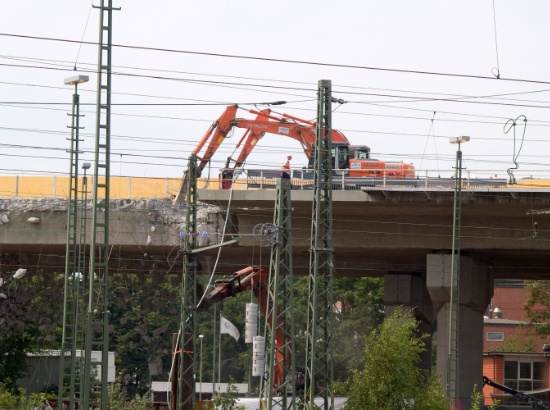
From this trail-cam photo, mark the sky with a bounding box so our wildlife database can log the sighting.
[1,1,550,182]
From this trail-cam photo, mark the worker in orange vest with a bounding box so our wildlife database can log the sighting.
[281,154,292,179]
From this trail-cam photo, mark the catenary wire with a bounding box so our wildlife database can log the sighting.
[3,32,550,87]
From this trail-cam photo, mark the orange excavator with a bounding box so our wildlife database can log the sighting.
[173,104,415,202]
[200,266,303,393]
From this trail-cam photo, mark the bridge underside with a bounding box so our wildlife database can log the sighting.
[1,244,549,280]
[2,187,550,279]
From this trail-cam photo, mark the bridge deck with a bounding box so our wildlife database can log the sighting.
[2,174,550,280]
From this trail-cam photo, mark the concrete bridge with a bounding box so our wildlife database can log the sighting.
[3,182,550,279]
[3,177,550,408]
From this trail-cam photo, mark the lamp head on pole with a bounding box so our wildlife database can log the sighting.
[64,75,89,86]
[449,136,470,145]
[199,334,204,339]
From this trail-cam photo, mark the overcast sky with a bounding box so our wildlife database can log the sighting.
[1,1,550,181]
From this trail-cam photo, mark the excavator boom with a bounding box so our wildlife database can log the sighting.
[173,104,415,203]
[483,376,550,409]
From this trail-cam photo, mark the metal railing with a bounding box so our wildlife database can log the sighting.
[2,168,550,199]
[224,168,550,191]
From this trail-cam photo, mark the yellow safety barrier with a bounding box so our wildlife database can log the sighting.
[0,176,244,199]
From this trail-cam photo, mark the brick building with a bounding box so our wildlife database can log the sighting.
[482,280,550,409]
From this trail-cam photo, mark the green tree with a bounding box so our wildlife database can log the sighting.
[289,276,384,382]
[333,277,384,381]
[470,384,499,410]
[107,383,151,410]
[0,382,45,410]
[496,329,536,352]
[0,272,63,389]
[342,307,449,410]
[213,377,245,410]
[525,280,550,335]
[109,272,182,396]
[0,329,39,389]
[1,265,385,395]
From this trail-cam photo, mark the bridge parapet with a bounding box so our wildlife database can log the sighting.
[3,172,550,200]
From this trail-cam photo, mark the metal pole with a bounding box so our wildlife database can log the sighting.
[176,155,199,410]
[199,334,204,401]
[59,76,88,410]
[212,303,217,398]
[447,136,469,408]
[218,311,222,393]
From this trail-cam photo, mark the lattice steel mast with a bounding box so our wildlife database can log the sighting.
[59,77,88,410]
[176,155,199,410]
[261,178,297,409]
[82,2,119,408]
[305,80,335,410]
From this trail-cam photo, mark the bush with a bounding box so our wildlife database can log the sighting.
[343,308,449,410]
[108,383,151,410]
[213,377,243,410]
[0,382,44,410]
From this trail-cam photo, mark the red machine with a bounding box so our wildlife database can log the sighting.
[201,266,302,393]
[174,104,415,200]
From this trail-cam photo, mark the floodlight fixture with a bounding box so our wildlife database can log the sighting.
[82,163,91,170]
[449,136,470,145]
[64,75,89,86]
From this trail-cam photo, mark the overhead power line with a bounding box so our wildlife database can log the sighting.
[2,32,550,87]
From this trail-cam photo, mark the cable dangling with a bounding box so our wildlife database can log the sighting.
[491,0,501,78]
[504,115,527,184]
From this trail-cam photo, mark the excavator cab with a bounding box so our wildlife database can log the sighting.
[349,145,371,160]
[306,143,349,171]
[333,144,350,170]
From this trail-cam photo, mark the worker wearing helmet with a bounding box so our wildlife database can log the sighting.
[281,154,292,179]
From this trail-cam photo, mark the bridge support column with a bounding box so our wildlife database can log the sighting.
[426,253,493,409]
[384,272,435,373]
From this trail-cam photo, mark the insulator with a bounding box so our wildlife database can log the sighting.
[252,336,265,376]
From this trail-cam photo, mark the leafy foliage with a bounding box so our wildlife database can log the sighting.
[525,280,550,335]
[0,383,45,410]
[0,330,39,390]
[2,264,384,396]
[109,272,182,396]
[342,307,449,410]
[470,384,499,410]
[0,272,63,389]
[213,377,245,410]
[332,277,384,380]
[0,382,18,409]
[107,383,152,410]
[496,328,536,352]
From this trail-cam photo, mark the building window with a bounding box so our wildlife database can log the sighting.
[486,332,504,341]
[504,360,546,392]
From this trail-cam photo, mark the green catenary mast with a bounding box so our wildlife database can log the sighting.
[305,79,335,410]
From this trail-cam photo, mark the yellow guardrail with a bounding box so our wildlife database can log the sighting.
[0,176,249,199]
[2,174,550,199]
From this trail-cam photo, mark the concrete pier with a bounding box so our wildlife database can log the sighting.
[427,253,493,408]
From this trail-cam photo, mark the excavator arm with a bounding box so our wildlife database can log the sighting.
[191,104,239,174]
[483,376,550,409]
[229,108,350,166]
[200,266,290,391]
[202,266,269,305]
[173,105,351,203]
